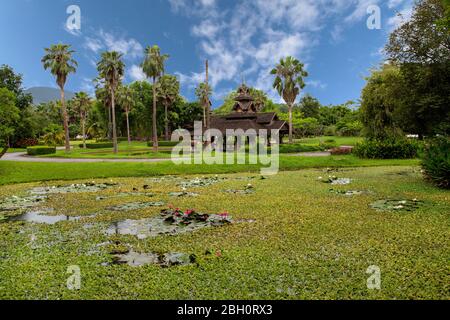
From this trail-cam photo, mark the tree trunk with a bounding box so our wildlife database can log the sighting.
[60,87,71,153]
[288,103,293,144]
[164,103,169,141]
[203,105,206,127]
[152,78,158,152]
[0,145,8,159]
[111,88,118,154]
[82,117,86,149]
[107,102,112,140]
[206,101,211,130]
[126,109,131,145]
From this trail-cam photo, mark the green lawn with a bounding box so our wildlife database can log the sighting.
[0,166,448,299]
[0,155,420,185]
[295,136,364,146]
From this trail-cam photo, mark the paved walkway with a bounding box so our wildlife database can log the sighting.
[0,152,175,163]
[1,150,331,163]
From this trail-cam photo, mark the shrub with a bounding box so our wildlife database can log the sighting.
[81,143,114,149]
[421,137,450,189]
[320,140,338,150]
[324,126,336,136]
[330,146,353,155]
[354,138,417,159]
[278,144,323,154]
[13,138,39,148]
[27,146,56,156]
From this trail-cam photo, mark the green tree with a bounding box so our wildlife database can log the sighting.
[0,88,19,157]
[299,94,321,119]
[97,51,125,154]
[42,124,65,147]
[130,80,153,138]
[385,0,450,137]
[142,45,169,152]
[72,92,92,148]
[41,44,77,153]
[360,64,405,139]
[157,75,180,140]
[271,57,308,144]
[195,82,212,127]
[0,65,37,147]
[118,85,135,144]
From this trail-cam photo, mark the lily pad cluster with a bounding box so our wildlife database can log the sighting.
[318,176,352,185]
[168,192,199,198]
[329,189,365,196]
[223,184,255,195]
[112,250,196,267]
[30,182,117,195]
[0,195,47,212]
[177,176,226,189]
[161,208,232,227]
[106,208,233,239]
[370,199,423,212]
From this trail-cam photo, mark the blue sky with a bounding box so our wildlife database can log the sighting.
[0,0,413,107]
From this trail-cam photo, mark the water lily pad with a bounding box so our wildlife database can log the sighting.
[177,176,226,189]
[0,195,47,212]
[168,192,199,197]
[30,182,117,195]
[106,208,232,239]
[370,199,424,212]
[318,176,352,185]
[330,189,366,196]
[111,250,196,267]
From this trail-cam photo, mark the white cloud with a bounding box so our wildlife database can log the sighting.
[128,65,147,81]
[387,5,413,31]
[84,30,144,59]
[84,37,103,53]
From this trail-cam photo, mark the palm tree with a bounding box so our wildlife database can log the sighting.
[72,92,92,149]
[271,56,308,144]
[141,45,169,152]
[156,75,180,141]
[94,78,113,140]
[97,51,125,154]
[118,85,134,145]
[42,44,78,153]
[195,82,212,128]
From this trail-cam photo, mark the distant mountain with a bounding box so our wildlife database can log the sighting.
[25,87,76,105]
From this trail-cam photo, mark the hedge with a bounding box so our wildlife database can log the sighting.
[354,138,417,159]
[80,143,114,149]
[147,141,179,147]
[27,147,56,156]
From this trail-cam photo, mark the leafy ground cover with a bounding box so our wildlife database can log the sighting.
[0,166,448,299]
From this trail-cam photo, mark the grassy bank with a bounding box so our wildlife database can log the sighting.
[0,155,420,185]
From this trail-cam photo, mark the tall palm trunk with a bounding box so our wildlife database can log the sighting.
[60,87,71,153]
[152,78,158,152]
[203,105,206,127]
[125,109,131,145]
[107,102,112,140]
[288,103,293,144]
[164,103,169,141]
[81,117,86,149]
[111,88,118,154]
